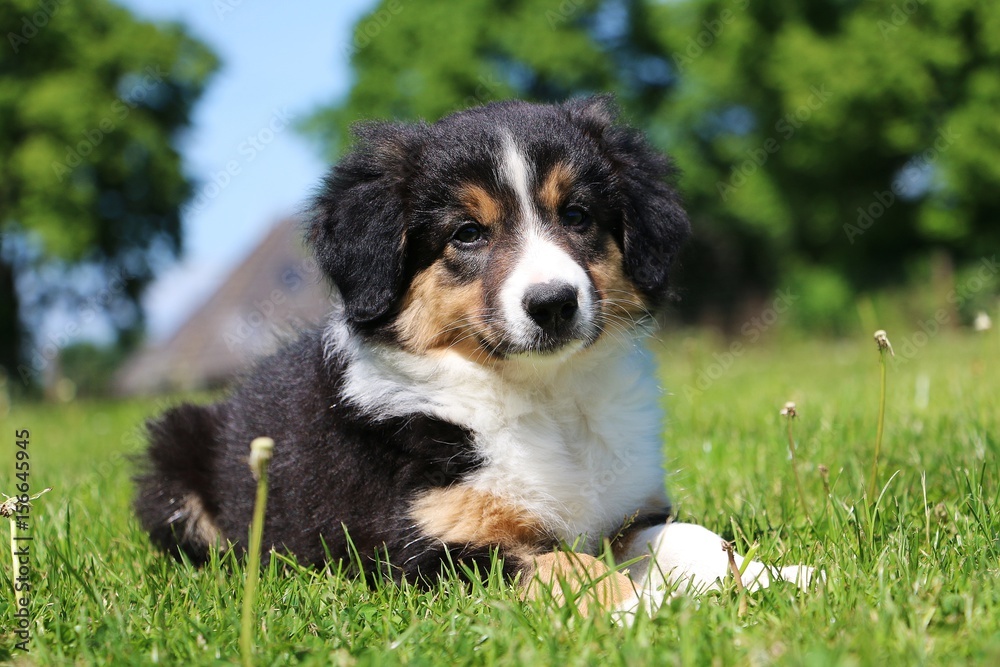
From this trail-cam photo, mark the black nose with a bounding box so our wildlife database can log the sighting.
[523,282,579,330]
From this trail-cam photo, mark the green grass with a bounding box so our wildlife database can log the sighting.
[1,330,998,665]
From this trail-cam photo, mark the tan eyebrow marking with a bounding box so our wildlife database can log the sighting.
[538,161,576,214]
[458,183,503,226]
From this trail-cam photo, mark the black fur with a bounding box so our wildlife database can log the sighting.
[307,122,426,327]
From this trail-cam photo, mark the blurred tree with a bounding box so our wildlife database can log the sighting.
[57,341,130,397]
[301,0,617,156]
[0,0,217,383]
[304,0,1000,331]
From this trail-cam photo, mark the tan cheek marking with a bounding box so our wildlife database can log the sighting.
[523,551,635,616]
[410,485,548,550]
[458,183,503,226]
[395,263,485,356]
[538,162,575,214]
[589,240,650,320]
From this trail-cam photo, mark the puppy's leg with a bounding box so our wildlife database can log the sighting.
[614,521,817,617]
[523,551,635,616]
[408,485,633,613]
[134,403,225,565]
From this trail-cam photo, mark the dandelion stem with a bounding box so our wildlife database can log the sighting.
[2,488,50,621]
[241,437,274,667]
[869,353,887,499]
[723,541,747,617]
[869,331,893,501]
[781,402,809,517]
[818,465,831,515]
[787,418,809,516]
[10,516,18,580]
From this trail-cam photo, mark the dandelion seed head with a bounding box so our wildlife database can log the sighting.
[874,330,895,357]
[249,436,275,480]
[780,401,797,418]
[0,498,16,518]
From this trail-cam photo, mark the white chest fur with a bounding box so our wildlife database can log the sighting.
[328,322,668,549]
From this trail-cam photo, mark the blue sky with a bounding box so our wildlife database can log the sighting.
[117,0,377,340]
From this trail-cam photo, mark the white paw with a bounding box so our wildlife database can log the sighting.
[610,521,821,623]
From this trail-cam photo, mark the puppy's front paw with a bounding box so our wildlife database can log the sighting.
[610,521,822,623]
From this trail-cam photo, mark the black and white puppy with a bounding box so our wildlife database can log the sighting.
[135,97,813,614]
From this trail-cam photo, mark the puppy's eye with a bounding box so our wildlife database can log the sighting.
[452,222,485,245]
[560,205,590,230]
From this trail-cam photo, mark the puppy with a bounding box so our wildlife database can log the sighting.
[134,96,813,615]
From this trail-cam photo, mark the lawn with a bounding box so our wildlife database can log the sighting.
[1,329,998,665]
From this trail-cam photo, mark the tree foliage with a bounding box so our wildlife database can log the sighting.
[0,0,217,382]
[304,0,1000,331]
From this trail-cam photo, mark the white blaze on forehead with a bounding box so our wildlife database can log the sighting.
[499,131,535,222]
[500,228,595,344]
[495,130,596,347]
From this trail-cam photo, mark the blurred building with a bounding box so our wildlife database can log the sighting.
[114,218,332,395]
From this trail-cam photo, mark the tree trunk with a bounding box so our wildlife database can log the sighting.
[0,245,24,385]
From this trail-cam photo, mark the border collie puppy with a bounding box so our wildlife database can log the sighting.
[135,96,814,615]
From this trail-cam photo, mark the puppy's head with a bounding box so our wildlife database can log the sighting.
[309,96,690,363]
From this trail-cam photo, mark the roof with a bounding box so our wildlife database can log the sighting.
[114,218,332,395]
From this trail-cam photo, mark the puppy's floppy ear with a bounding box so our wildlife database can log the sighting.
[565,95,691,302]
[308,121,425,325]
